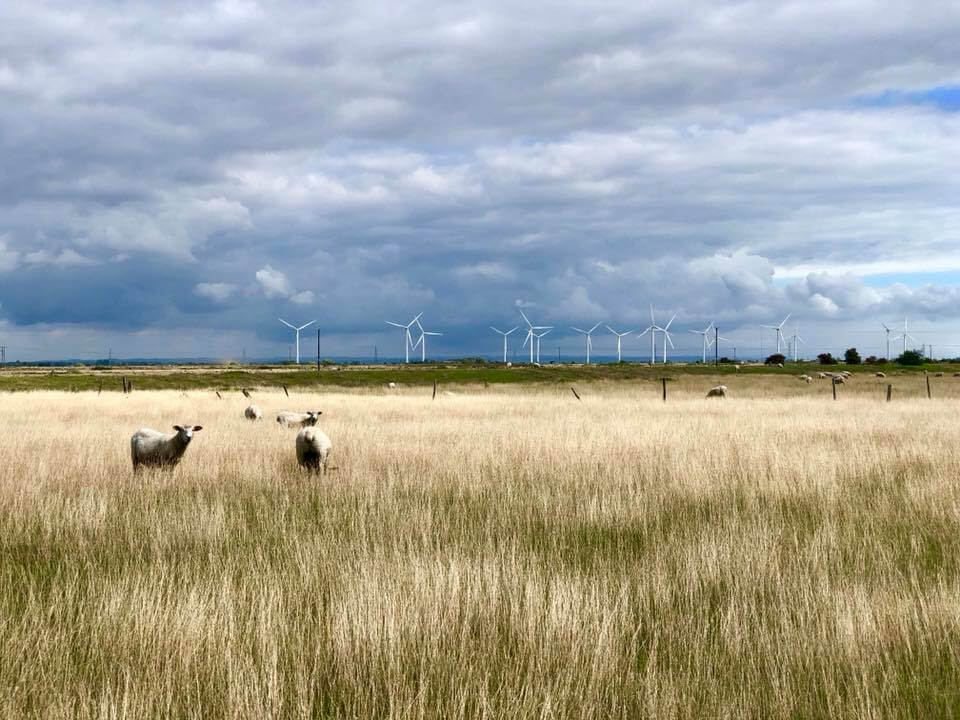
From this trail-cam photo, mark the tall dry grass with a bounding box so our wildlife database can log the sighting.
[2,379,960,718]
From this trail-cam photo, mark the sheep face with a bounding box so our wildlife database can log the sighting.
[173,425,203,443]
[306,412,322,426]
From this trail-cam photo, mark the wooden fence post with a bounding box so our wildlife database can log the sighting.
[432,380,437,400]
[886,384,892,402]
[926,374,932,399]
[662,378,667,402]
[832,377,837,400]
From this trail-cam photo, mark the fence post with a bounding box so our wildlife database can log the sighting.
[832,377,837,401]
[662,377,667,402]
[926,374,932,399]
[432,380,437,400]
[886,384,892,402]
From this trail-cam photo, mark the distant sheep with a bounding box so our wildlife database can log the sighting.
[734,365,741,371]
[798,374,812,383]
[834,376,845,385]
[130,425,202,471]
[296,426,332,473]
[935,372,944,377]
[244,404,262,420]
[277,410,321,428]
[817,372,827,379]
[387,382,397,389]
[875,372,886,378]
[705,385,727,398]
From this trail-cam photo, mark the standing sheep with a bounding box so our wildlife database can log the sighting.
[277,410,321,428]
[130,425,203,471]
[244,405,262,420]
[296,426,332,473]
[705,385,727,398]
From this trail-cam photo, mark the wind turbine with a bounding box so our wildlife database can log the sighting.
[533,328,551,364]
[490,326,519,363]
[384,312,422,364]
[761,313,791,354]
[638,305,663,364]
[518,308,552,364]
[688,321,715,363]
[659,313,676,363]
[606,325,633,363]
[411,316,442,362]
[880,322,893,360]
[891,316,917,356]
[571,322,602,364]
[278,318,316,364]
[787,322,804,362]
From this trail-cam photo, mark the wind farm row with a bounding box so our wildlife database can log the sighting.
[269,310,931,366]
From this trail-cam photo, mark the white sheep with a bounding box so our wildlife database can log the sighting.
[387,382,397,389]
[244,404,262,420]
[705,385,727,398]
[277,410,321,428]
[875,372,886,378]
[734,365,741,371]
[798,374,812,383]
[130,425,202,471]
[834,376,845,384]
[296,426,332,473]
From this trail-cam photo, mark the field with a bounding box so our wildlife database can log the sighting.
[3,375,960,718]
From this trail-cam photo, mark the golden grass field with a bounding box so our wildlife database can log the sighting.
[2,374,960,718]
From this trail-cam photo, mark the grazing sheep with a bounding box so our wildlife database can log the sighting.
[798,374,812,383]
[277,410,321,428]
[935,372,944,377]
[705,385,727,398]
[834,376,845,384]
[244,404,262,420]
[296,426,332,473]
[817,372,827,379]
[734,365,741,371]
[387,382,397,388]
[875,372,886,378]
[130,425,203,471]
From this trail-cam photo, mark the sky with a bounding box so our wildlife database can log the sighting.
[2,0,960,362]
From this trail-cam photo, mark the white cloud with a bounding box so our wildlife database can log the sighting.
[290,290,314,305]
[255,265,291,298]
[23,248,96,266]
[194,282,237,302]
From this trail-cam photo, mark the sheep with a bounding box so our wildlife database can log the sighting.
[130,425,202,471]
[875,372,886,378]
[798,374,812,383]
[833,376,845,384]
[277,410,321,428]
[244,404,262,420]
[817,372,827,379]
[296,426,332,473]
[387,382,397,389]
[705,385,727,398]
[734,365,741,371]
[776,363,784,368]
[935,372,944,377]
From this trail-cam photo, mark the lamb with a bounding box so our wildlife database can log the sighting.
[244,404,262,420]
[705,385,727,398]
[276,410,321,428]
[130,425,202,471]
[296,426,332,473]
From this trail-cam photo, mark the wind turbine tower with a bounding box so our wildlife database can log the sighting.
[490,326,519,363]
[761,313,791,354]
[384,313,422,364]
[278,318,316,365]
[411,316,442,362]
[892,317,917,356]
[606,326,633,363]
[787,322,805,362]
[689,321,715,363]
[518,308,552,364]
[571,322,602,364]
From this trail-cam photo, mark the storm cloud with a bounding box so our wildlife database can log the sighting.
[1,1,959,360]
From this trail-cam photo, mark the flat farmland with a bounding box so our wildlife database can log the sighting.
[2,378,959,718]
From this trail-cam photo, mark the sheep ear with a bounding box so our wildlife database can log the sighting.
[193,426,203,432]
[173,425,183,432]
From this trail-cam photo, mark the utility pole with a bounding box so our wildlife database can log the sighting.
[557,346,560,363]
[317,328,320,371]
[288,346,292,363]
[374,344,378,363]
[108,347,111,366]
[0,346,5,369]
[242,347,246,363]
[714,327,718,366]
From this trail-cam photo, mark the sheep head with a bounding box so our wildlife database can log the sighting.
[173,425,203,442]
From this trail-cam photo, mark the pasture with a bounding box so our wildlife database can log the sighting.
[2,376,960,718]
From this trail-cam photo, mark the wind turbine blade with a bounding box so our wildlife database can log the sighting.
[571,327,586,334]
[606,325,617,334]
[760,325,777,329]
[425,332,442,336]
[665,332,675,349]
[534,325,553,330]
[518,309,532,327]
[622,330,632,336]
[664,314,676,331]
[385,321,405,328]
[522,332,530,348]
[649,304,655,325]
[490,326,503,334]
[779,313,791,328]
[297,320,317,330]
[688,329,700,335]
[589,322,602,333]
[636,327,650,338]
[412,312,423,324]
[279,318,296,329]
[505,327,518,335]
[796,335,805,344]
